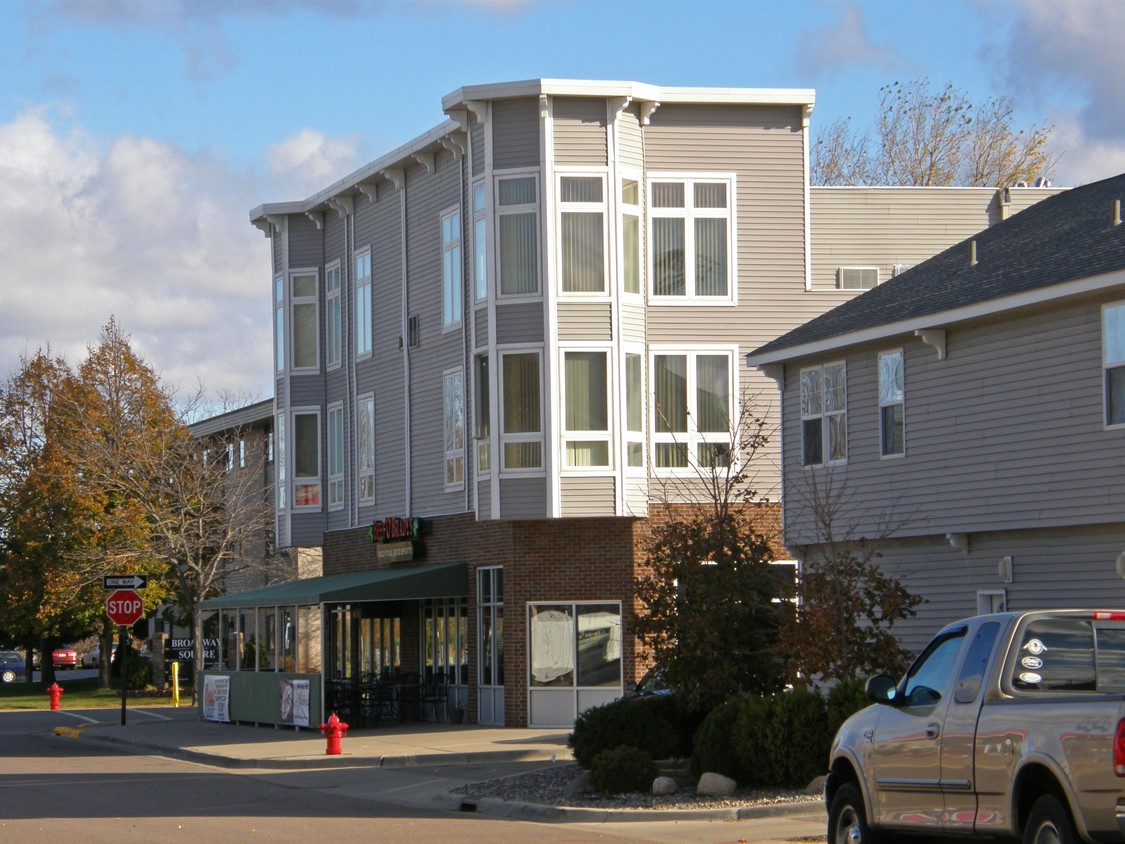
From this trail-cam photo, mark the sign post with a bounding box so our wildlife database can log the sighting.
[105,587,145,725]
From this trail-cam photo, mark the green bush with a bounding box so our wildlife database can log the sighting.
[589,745,659,796]
[569,696,696,769]
[826,677,870,736]
[111,652,154,690]
[689,698,748,781]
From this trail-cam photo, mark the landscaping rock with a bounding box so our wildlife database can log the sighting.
[695,771,737,798]
[562,769,591,797]
[652,776,679,796]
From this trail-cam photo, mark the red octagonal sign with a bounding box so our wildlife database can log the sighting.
[106,589,144,626]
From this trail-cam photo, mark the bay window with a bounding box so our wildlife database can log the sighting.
[474,354,491,474]
[563,350,609,467]
[625,351,644,468]
[621,178,642,295]
[473,181,488,301]
[559,175,605,294]
[274,276,284,373]
[290,271,318,370]
[500,350,542,470]
[292,409,321,509]
[497,175,539,296]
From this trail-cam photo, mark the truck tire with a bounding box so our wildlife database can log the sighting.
[829,782,880,844]
[1024,794,1075,844]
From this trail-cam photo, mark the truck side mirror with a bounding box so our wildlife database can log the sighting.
[865,673,898,703]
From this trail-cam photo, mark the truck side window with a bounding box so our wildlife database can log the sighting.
[902,631,965,706]
[1013,618,1095,692]
[955,622,1000,704]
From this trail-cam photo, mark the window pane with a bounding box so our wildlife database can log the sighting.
[293,302,317,368]
[561,212,604,292]
[627,442,644,467]
[623,214,640,294]
[291,274,316,297]
[327,297,341,366]
[694,218,728,296]
[502,353,540,434]
[329,410,343,475]
[474,217,487,300]
[1108,367,1125,425]
[504,441,541,469]
[879,352,904,404]
[803,418,822,465]
[294,414,318,478]
[575,604,621,687]
[530,605,574,687]
[625,354,642,432]
[652,218,685,296]
[652,182,684,208]
[824,364,846,412]
[656,442,688,468]
[275,306,285,372]
[801,369,823,416]
[698,442,731,467]
[621,179,639,206]
[498,177,535,206]
[694,182,727,208]
[696,354,729,433]
[473,182,486,213]
[565,352,607,431]
[1106,306,1125,364]
[828,414,847,461]
[882,405,904,456]
[560,176,602,203]
[654,355,687,433]
[499,213,537,295]
[567,441,610,467]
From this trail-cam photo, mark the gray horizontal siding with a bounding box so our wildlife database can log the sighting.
[476,479,491,520]
[619,301,645,344]
[471,121,485,178]
[499,476,547,518]
[781,300,1125,544]
[560,476,615,516]
[557,302,612,342]
[617,106,643,169]
[492,98,540,170]
[552,97,607,167]
[474,306,490,347]
[495,301,544,345]
[623,476,649,518]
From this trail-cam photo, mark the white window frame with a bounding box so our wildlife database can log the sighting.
[878,349,905,458]
[556,171,608,297]
[327,402,344,511]
[289,269,319,372]
[623,347,645,472]
[355,248,372,358]
[496,171,540,299]
[620,172,643,298]
[474,353,491,476]
[561,345,612,470]
[444,367,465,491]
[274,276,285,374]
[357,393,375,505]
[801,361,848,467]
[498,347,544,474]
[1103,302,1125,428]
[441,205,463,330]
[326,260,342,370]
[838,266,879,290]
[473,180,488,303]
[649,346,737,474]
[275,413,286,511]
[291,407,322,511]
[647,172,736,304]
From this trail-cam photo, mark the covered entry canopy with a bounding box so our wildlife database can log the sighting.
[200,562,468,610]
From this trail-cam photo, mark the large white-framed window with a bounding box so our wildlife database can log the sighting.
[624,350,645,469]
[648,174,735,302]
[275,413,286,510]
[292,408,321,510]
[274,276,285,374]
[801,362,847,466]
[355,249,372,357]
[444,367,465,490]
[474,353,491,475]
[327,402,344,510]
[473,181,488,303]
[651,349,735,471]
[290,270,319,371]
[528,602,622,689]
[496,174,539,297]
[621,176,642,296]
[558,174,606,294]
[879,349,905,457]
[326,261,342,370]
[563,348,610,468]
[357,393,375,504]
[441,206,463,330]
[1104,302,1125,427]
[499,349,543,471]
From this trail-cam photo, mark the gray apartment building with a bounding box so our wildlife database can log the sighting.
[211,78,1058,728]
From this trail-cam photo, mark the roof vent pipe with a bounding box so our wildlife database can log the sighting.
[970,239,978,266]
[1114,199,1122,227]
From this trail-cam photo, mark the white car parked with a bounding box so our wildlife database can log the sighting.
[81,643,116,668]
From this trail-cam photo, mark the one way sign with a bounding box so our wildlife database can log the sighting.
[103,575,148,590]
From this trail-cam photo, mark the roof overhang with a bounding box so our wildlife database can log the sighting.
[746,267,1125,369]
[200,562,468,610]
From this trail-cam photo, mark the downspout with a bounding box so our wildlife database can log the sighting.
[801,103,814,292]
[348,212,357,529]
[459,150,469,515]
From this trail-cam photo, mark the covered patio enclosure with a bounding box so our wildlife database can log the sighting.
[198,562,468,727]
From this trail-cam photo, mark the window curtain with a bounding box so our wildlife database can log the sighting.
[499,213,537,295]
[654,355,687,433]
[694,218,727,296]
[695,354,729,432]
[652,218,685,296]
[561,212,604,292]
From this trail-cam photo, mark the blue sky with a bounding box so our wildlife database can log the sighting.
[1,0,1123,402]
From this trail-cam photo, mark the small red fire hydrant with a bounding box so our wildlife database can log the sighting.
[319,712,348,755]
[47,682,63,711]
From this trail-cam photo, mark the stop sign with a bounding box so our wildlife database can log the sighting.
[106,589,144,626]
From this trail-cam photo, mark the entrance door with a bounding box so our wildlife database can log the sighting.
[477,567,504,725]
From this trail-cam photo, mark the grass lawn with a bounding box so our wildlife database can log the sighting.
[0,677,184,709]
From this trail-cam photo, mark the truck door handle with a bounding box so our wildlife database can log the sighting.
[926,723,941,739]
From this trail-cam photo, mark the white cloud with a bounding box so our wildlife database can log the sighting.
[264,128,365,200]
[0,104,278,401]
[795,3,903,77]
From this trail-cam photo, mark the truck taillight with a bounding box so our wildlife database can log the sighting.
[1115,720,1125,776]
[1093,612,1125,621]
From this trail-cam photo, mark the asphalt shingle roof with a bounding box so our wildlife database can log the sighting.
[750,172,1125,361]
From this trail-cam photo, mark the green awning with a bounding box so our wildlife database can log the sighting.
[200,562,467,610]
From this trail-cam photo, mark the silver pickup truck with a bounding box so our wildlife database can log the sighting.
[827,610,1125,844]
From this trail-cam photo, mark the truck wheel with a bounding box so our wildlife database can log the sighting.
[1,669,16,684]
[829,782,879,844]
[1024,794,1075,844]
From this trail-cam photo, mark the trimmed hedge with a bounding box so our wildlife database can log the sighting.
[589,745,659,796]
[568,695,702,770]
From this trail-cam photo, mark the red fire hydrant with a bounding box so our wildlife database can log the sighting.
[319,712,348,755]
[47,682,63,711]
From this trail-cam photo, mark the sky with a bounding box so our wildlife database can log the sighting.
[2,0,1124,405]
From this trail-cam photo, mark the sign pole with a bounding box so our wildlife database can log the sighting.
[120,624,128,726]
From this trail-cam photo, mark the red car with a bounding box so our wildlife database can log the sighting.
[52,647,78,669]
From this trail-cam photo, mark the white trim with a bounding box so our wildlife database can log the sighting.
[558,344,614,473]
[439,203,464,331]
[495,169,542,301]
[649,344,738,475]
[325,260,342,371]
[498,346,546,475]
[555,169,611,299]
[800,361,847,468]
[326,402,345,511]
[443,367,466,491]
[290,406,322,512]
[878,348,905,459]
[353,247,373,359]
